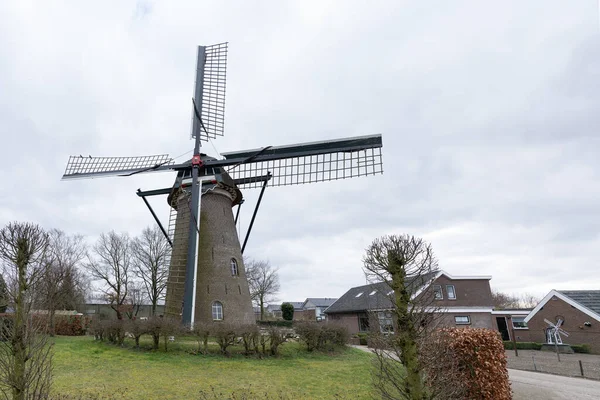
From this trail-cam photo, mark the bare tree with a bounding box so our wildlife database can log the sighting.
[0,222,53,400]
[245,259,280,321]
[131,226,170,316]
[86,231,132,320]
[363,234,442,400]
[37,229,87,336]
[124,281,147,320]
[491,290,520,309]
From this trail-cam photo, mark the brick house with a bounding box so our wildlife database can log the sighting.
[516,290,600,353]
[324,271,494,335]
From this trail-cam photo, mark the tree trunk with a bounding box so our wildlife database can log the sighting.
[260,297,264,321]
[392,267,425,400]
[12,252,27,400]
[49,307,56,337]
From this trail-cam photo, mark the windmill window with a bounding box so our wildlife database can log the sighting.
[512,317,528,329]
[433,285,443,300]
[446,285,456,300]
[230,258,239,276]
[454,316,470,325]
[212,301,223,321]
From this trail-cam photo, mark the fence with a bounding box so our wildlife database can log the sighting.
[506,350,600,380]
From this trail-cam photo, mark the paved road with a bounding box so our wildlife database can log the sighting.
[510,369,600,400]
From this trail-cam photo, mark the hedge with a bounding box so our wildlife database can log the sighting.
[256,320,293,328]
[442,328,511,400]
[503,341,542,350]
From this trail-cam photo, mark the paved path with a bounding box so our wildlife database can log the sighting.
[350,345,600,399]
[510,369,600,400]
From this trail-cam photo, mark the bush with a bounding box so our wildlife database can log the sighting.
[572,344,592,354]
[125,318,147,348]
[503,341,542,350]
[192,322,212,355]
[213,323,237,355]
[357,333,368,346]
[281,303,294,321]
[257,320,293,328]
[440,328,511,400]
[54,315,90,336]
[296,322,349,351]
[510,341,538,350]
[237,324,260,356]
[268,326,285,356]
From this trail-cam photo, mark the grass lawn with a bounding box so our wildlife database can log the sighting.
[52,336,375,399]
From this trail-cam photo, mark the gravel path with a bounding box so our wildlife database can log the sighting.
[506,350,600,380]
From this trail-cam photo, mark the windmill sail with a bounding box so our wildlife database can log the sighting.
[62,154,175,180]
[191,43,228,141]
[219,134,383,188]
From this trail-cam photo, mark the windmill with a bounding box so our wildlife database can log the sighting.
[61,43,383,327]
[544,318,569,345]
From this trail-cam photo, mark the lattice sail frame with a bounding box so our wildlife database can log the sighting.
[191,43,228,141]
[227,147,382,188]
[62,154,174,179]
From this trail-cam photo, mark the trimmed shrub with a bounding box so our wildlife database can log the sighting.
[357,332,368,346]
[440,328,511,400]
[146,316,162,350]
[237,324,260,356]
[257,320,293,328]
[503,341,542,350]
[267,326,285,356]
[296,322,349,351]
[192,322,212,355]
[54,315,90,336]
[160,317,181,352]
[281,303,294,321]
[213,322,237,355]
[572,344,592,354]
[125,318,147,348]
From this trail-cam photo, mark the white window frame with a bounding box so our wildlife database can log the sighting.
[454,315,470,325]
[230,258,238,276]
[433,285,443,300]
[512,316,528,330]
[355,292,364,298]
[212,301,223,321]
[446,285,456,300]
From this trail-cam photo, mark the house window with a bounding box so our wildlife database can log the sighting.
[455,316,470,325]
[355,292,364,298]
[512,316,528,329]
[369,290,377,296]
[433,285,443,300]
[446,285,456,300]
[212,301,223,321]
[378,311,394,333]
[358,314,370,332]
[230,258,238,276]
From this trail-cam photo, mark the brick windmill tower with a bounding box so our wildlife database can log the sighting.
[61,43,383,327]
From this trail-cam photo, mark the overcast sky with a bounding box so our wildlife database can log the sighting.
[0,1,598,304]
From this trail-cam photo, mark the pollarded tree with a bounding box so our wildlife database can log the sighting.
[86,231,133,320]
[363,234,445,400]
[245,259,280,321]
[131,226,170,316]
[0,222,53,400]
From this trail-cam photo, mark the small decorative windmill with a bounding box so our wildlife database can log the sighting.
[61,43,384,327]
[544,318,569,344]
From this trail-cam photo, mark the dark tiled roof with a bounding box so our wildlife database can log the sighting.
[558,290,600,315]
[324,282,392,314]
[304,298,338,308]
[325,271,440,314]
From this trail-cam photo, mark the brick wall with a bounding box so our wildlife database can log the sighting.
[430,276,494,308]
[525,296,600,353]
